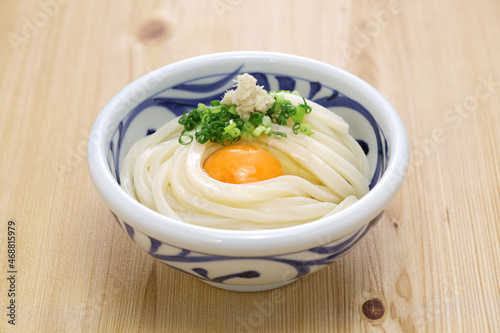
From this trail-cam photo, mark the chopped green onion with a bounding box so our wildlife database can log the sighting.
[224,122,237,131]
[243,122,255,132]
[228,127,241,138]
[211,120,224,130]
[291,105,306,123]
[302,98,312,114]
[219,110,231,121]
[262,116,272,127]
[272,131,287,139]
[234,118,245,127]
[299,124,314,135]
[252,125,266,137]
[275,93,285,104]
[201,114,211,123]
[221,133,233,146]
[210,106,222,114]
[241,131,254,141]
[179,131,194,145]
[177,91,314,146]
[249,112,263,125]
[227,105,237,115]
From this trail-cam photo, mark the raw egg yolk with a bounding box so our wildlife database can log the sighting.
[203,144,284,184]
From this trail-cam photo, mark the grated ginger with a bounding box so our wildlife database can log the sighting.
[221,73,275,121]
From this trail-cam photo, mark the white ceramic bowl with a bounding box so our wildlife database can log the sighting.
[87,51,409,292]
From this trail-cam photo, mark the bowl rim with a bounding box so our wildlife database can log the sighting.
[87,51,409,257]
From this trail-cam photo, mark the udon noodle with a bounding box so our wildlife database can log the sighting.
[120,82,370,230]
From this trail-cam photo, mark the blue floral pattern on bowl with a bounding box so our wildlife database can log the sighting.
[106,67,388,291]
[111,212,382,291]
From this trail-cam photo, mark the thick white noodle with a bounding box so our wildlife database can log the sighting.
[119,93,370,230]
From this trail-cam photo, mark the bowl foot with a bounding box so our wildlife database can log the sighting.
[202,279,297,292]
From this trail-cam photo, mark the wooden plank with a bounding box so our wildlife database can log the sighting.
[0,0,499,331]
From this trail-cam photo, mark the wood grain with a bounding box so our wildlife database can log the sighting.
[1,0,499,332]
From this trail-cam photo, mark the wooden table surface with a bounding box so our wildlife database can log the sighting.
[1,0,499,332]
